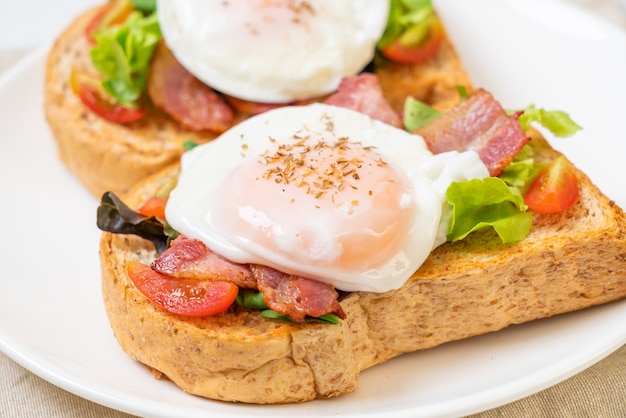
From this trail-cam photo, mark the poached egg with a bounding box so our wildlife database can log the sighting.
[166,104,488,292]
[156,0,390,103]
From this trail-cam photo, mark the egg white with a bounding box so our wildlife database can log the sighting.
[165,104,488,292]
[156,0,390,103]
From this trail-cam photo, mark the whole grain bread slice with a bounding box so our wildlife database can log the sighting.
[43,7,220,198]
[99,131,626,403]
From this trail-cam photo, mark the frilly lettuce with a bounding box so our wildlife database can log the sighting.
[446,177,532,244]
[516,104,582,138]
[377,0,436,50]
[90,10,161,106]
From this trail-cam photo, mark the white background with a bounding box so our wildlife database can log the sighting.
[0,0,625,50]
[0,0,100,50]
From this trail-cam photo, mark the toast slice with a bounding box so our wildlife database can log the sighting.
[43,6,218,198]
[99,129,626,403]
[44,4,471,199]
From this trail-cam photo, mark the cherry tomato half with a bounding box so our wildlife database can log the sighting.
[85,0,135,44]
[524,155,580,213]
[381,17,444,64]
[137,196,167,220]
[126,261,239,317]
[70,70,145,124]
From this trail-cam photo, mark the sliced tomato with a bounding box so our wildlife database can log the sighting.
[381,17,444,64]
[126,261,239,317]
[137,196,167,220]
[70,70,145,124]
[85,0,135,44]
[524,155,580,213]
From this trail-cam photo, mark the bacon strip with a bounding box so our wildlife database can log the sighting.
[151,236,256,289]
[147,42,234,133]
[324,73,402,128]
[151,237,345,321]
[414,88,529,176]
[251,265,346,323]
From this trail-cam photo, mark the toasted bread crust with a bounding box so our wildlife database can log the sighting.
[44,5,471,199]
[100,136,626,403]
[43,7,218,198]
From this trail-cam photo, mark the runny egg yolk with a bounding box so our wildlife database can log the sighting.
[211,134,415,272]
[165,104,489,292]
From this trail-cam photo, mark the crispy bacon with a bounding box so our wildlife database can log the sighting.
[414,88,529,176]
[324,73,402,128]
[151,237,344,321]
[251,265,346,323]
[147,42,234,133]
[151,236,256,289]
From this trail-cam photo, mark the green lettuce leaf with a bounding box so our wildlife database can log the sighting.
[130,0,156,12]
[403,96,442,131]
[446,177,532,244]
[90,11,161,106]
[260,309,341,325]
[517,104,582,137]
[498,144,542,193]
[377,0,434,49]
[182,139,200,151]
[455,85,470,100]
[235,289,268,310]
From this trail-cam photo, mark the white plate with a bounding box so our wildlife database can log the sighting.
[1,1,626,417]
